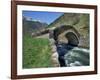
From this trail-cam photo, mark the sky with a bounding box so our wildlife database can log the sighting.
[22,11,64,24]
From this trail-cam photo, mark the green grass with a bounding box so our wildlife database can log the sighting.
[23,35,53,68]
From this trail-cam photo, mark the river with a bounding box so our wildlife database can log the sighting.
[55,43,90,67]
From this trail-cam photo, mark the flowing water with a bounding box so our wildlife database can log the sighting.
[56,43,89,67]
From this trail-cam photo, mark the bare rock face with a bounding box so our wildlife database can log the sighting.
[51,52,60,67]
[49,38,60,67]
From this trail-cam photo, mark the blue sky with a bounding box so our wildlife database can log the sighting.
[22,11,63,24]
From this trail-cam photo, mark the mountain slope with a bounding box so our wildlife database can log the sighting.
[23,17,48,36]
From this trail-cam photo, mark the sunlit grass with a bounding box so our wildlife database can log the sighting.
[23,35,53,68]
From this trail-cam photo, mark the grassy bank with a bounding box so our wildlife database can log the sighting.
[23,35,53,68]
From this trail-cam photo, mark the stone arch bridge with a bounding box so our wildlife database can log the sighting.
[51,25,80,46]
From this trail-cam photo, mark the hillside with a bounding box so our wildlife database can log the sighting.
[23,17,48,36]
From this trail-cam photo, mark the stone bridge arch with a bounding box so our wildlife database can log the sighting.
[53,25,80,46]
